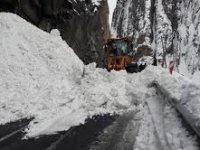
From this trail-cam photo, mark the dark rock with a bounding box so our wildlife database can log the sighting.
[0,0,111,67]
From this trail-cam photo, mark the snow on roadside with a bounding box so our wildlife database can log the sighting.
[143,66,200,119]
[134,87,198,150]
[134,68,199,150]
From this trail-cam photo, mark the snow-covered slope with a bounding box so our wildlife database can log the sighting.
[112,0,200,78]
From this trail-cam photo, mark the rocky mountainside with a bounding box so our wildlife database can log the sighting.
[112,0,200,76]
[0,0,110,67]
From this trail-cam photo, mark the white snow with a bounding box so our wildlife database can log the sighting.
[192,71,200,87]
[133,67,199,150]
[50,29,61,38]
[108,0,117,26]
[0,13,200,149]
[0,12,85,134]
[140,0,152,44]
[92,0,101,6]
[154,0,173,57]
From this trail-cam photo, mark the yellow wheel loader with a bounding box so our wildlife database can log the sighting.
[104,37,139,73]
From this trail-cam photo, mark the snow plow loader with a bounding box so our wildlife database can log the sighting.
[104,37,139,73]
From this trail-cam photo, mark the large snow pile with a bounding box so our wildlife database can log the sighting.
[0,13,141,137]
[0,12,84,135]
[0,13,200,149]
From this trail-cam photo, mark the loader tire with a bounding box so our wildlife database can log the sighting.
[126,66,138,73]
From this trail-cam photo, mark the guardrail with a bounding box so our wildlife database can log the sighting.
[151,81,200,138]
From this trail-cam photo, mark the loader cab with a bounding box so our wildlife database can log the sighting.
[105,37,136,71]
[106,38,133,57]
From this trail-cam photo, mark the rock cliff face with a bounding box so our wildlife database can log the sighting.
[0,0,110,67]
[112,0,154,45]
[112,0,200,76]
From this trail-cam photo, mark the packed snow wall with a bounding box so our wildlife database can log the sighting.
[112,0,200,76]
[0,0,111,67]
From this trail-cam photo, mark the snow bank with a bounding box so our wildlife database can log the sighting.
[153,67,200,118]
[0,13,143,137]
[134,67,199,150]
[141,66,200,140]
[141,66,200,115]
[0,12,84,134]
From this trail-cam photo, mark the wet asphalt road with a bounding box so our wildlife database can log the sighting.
[1,110,199,150]
[0,115,119,150]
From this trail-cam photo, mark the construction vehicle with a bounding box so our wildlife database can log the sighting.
[104,37,139,73]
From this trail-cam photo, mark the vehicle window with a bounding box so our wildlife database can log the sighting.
[110,40,128,56]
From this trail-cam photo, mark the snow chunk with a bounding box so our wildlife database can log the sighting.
[0,12,84,132]
[50,29,61,38]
